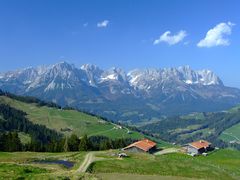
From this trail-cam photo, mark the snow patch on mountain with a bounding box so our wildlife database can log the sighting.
[101,74,118,81]
[0,62,225,95]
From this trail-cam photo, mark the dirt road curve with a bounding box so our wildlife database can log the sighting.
[77,152,94,173]
[154,148,180,155]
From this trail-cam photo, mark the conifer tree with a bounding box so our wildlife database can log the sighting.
[79,134,88,151]
[63,137,69,152]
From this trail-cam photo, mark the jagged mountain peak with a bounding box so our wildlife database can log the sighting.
[127,65,222,90]
[81,64,100,71]
[0,62,223,88]
[100,67,127,82]
[50,61,75,70]
[178,65,191,70]
[80,64,103,86]
[0,61,239,122]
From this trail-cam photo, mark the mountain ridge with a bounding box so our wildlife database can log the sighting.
[0,61,240,123]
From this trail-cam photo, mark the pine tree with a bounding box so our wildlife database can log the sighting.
[68,134,79,151]
[63,137,69,152]
[99,140,108,150]
[11,132,22,151]
[79,134,88,151]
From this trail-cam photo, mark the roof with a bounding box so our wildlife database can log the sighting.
[189,140,211,150]
[123,139,157,152]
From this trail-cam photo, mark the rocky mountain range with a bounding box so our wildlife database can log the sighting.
[1,61,240,124]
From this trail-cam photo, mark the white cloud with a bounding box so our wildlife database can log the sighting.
[97,20,109,28]
[197,22,235,48]
[153,30,187,45]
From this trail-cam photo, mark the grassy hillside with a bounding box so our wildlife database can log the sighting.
[0,149,239,179]
[220,123,240,143]
[0,95,170,148]
[90,149,240,180]
[0,95,144,140]
[218,105,240,144]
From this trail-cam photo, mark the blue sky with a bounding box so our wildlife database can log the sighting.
[0,0,239,87]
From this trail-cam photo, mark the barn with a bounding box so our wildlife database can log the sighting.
[187,140,213,155]
[123,139,157,153]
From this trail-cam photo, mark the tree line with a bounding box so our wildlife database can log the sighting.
[0,132,136,152]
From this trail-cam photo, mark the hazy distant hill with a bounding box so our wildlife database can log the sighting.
[1,61,240,124]
[139,105,240,149]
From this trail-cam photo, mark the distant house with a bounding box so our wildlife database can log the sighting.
[187,140,213,155]
[123,139,157,153]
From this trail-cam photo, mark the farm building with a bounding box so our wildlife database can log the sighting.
[187,140,213,155]
[123,139,157,153]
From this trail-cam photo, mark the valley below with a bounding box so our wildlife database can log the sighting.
[0,91,240,179]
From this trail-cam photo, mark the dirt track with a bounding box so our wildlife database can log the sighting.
[154,148,180,155]
[76,152,94,173]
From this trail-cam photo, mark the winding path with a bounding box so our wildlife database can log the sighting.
[76,152,95,173]
[154,148,180,155]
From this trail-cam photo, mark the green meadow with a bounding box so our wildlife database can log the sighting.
[0,95,171,148]
[0,96,144,140]
[220,122,240,143]
[0,149,240,180]
[89,149,240,180]
[0,151,93,179]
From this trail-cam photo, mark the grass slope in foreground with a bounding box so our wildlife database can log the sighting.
[90,149,240,180]
[1,149,240,179]
[0,151,89,179]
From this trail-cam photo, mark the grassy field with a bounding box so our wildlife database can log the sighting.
[220,123,240,143]
[0,96,145,140]
[89,149,240,180]
[0,151,91,179]
[219,105,240,143]
[96,173,195,180]
[0,95,171,147]
[0,149,239,179]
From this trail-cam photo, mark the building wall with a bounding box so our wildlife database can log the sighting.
[187,145,210,154]
[187,146,199,154]
[124,146,146,153]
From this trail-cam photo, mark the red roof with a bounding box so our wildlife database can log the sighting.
[189,140,211,150]
[124,139,157,152]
